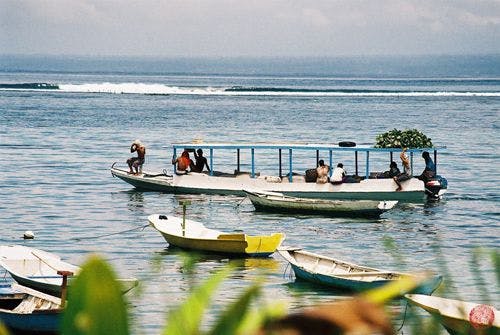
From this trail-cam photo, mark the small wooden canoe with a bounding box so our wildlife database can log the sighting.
[244,189,398,217]
[405,294,499,334]
[278,248,442,294]
[0,245,138,297]
[0,283,62,334]
[148,214,285,257]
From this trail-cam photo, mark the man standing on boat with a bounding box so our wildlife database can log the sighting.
[127,139,146,175]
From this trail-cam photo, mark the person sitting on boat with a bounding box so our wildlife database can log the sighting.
[172,149,194,174]
[191,148,210,173]
[378,161,400,178]
[127,139,146,175]
[331,163,346,184]
[394,148,411,191]
[316,160,330,183]
[417,151,436,182]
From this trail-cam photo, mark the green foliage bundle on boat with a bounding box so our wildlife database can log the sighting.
[375,129,433,148]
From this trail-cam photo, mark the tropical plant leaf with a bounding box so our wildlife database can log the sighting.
[162,266,232,335]
[492,249,500,288]
[208,284,260,335]
[61,255,129,335]
[235,301,287,335]
[0,323,9,335]
[375,129,433,148]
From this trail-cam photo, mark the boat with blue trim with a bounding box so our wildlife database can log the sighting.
[278,248,442,294]
[111,142,448,201]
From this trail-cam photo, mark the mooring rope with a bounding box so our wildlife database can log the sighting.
[70,224,150,241]
[396,300,409,333]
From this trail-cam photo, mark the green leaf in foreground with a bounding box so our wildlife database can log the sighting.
[61,255,129,335]
[208,284,261,335]
[492,250,500,288]
[162,266,233,335]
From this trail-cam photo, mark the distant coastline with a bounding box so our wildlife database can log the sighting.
[1,54,499,78]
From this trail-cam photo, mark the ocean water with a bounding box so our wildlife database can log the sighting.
[0,55,499,334]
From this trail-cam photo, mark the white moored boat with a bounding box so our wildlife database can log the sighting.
[0,245,138,297]
[278,248,442,294]
[111,142,448,201]
[244,189,397,217]
[405,294,499,334]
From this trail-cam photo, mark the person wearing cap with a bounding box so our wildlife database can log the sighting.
[192,148,210,173]
[393,148,411,191]
[127,139,146,175]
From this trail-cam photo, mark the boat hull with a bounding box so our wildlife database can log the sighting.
[245,190,397,217]
[0,311,60,334]
[111,167,433,202]
[0,245,138,297]
[405,294,500,335]
[279,249,441,294]
[0,284,62,334]
[149,215,284,257]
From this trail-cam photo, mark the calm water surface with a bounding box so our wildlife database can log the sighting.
[0,56,499,334]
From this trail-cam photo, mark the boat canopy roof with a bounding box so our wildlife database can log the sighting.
[171,142,445,180]
[172,142,445,153]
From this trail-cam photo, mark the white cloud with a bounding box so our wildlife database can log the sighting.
[0,0,499,56]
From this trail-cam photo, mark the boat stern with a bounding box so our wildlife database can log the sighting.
[244,233,285,257]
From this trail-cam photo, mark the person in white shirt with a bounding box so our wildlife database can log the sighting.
[331,163,346,184]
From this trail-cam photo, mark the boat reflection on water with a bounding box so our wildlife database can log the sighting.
[155,246,281,273]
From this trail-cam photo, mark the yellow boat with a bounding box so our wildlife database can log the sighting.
[148,214,284,257]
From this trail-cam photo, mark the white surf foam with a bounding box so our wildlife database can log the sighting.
[22,82,500,97]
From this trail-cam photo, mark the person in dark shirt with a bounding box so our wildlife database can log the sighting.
[418,151,436,182]
[379,161,400,178]
[192,149,210,173]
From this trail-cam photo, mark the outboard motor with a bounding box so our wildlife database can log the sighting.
[424,175,448,200]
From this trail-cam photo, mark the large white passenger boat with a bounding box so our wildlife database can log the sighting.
[111,142,448,201]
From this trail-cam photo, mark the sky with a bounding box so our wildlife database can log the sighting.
[1,0,499,57]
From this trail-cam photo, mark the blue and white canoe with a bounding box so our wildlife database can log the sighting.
[0,283,62,334]
[278,248,442,294]
[0,245,138,297]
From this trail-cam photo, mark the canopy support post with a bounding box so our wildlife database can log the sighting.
[289,149,293,183]
[365,151,370,179]
[210,148,214,176]
[173,147,177,174]
[236,148,240,174]
[329,150,333,177]
[279,149,282,178]
[355,151,359,176]
[251,148,255,178]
